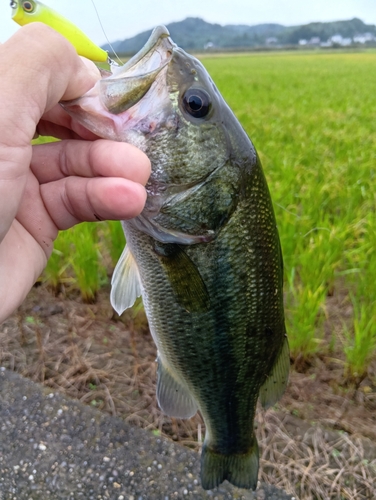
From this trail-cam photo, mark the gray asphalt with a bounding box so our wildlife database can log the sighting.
[0,368,293,500]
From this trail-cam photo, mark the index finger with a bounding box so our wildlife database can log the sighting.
[31,139,151,186]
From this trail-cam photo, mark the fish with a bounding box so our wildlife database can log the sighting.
[10,0,108,62]
[62,26,289,490]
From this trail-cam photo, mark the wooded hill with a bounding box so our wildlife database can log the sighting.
[102,17,376,54]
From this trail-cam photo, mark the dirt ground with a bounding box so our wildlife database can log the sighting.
[1,284,375,499]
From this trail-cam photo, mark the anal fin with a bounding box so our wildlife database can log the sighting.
[259,335,290,409]
[157,357,198,419]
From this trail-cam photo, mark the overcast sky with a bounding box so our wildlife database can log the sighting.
[2,0,376,46]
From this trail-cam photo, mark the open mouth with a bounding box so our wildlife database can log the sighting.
[113,26,174,77]
[99,26,175,114]
[61,26,176,141]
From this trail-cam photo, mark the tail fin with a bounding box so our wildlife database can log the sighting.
[200,438,259,490]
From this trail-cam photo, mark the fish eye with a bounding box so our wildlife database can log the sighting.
[22,1,34,12]
[182,88,211,118]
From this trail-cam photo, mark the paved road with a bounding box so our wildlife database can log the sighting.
[0,368,293,500]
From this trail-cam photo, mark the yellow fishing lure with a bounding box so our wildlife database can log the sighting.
[10,0,108,62]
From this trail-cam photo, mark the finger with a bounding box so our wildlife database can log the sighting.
[31,139,151,186]
[1,24,101,148]
[35,119,99,141]
[0,145,31,243]
[37,104,100,140]
[0,221,47,324]
[15,171,58,255]
[40,177,147,230]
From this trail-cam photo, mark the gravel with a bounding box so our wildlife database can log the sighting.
[0,368,293,500]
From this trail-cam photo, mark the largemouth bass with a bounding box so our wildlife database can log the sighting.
[63,26,289,491]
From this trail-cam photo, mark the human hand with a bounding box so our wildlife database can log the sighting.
[0,24,151,323]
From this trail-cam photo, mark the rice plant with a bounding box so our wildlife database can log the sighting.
[43,230,73,291]
[286,268,327,361]
[344,298,376,383]
[68,223,106,303]
[203,50,376,374]
[105,220,126,266]
[35,50,376,374]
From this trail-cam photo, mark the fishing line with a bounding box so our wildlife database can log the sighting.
[90,0,123,65]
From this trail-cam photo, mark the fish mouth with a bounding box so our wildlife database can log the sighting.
[99,26,175,114]
[116,25,174,76]
[62,25,175,131]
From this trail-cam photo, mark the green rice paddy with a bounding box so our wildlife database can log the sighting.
[43,49,376,381]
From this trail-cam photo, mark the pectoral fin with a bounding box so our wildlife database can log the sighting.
[153,242,210,313]
[259,335,290,409]
[110,245,142,315]
[157,357,198,419]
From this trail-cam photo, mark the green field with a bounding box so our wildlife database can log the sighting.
[44,49,376,381]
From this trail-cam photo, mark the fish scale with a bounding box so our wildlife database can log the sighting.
[123,156,282,454]
[63,25,289,490]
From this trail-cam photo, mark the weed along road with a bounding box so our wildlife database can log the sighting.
[0,368,293,499]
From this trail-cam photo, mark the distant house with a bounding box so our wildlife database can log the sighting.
[266,37,278,45]
[298,37,321,46]
[353,35,367,44]
[309,37,321,45]
[362,32,376,41]
[353,33,376,44]
[330,34,352,46]
[330,34,343,44]
[341,38,352,46]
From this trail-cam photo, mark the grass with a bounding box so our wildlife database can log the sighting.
[202,50,376,377]
[43,221,123,302]
[38,50,376,380]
